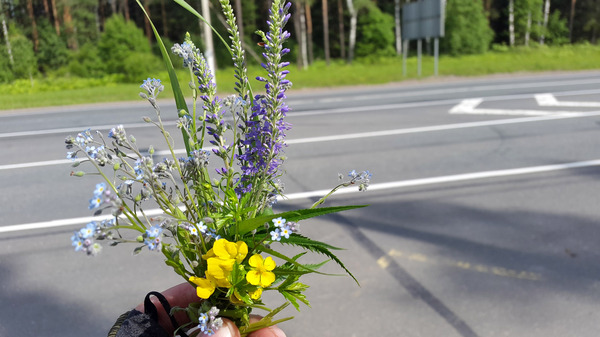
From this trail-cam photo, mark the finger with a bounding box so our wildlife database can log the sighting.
[247,315,287,337]
[198,319,240,337]
[247,325,286,337]
[134,282,198,334]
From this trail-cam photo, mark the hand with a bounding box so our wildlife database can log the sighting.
[136,283,286,337]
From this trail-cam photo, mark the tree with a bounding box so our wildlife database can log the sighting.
[509,0,514,45]
[539,0,550,44]
[345,0,356,63]
[50,0,60,35]
[0,2,13,65]
[581,0,600,43]
[305,2,313,64]
[62,2,78,49]
[26,0,39,51]
[394,0,401,55]
[569,0,576,42]
[292,1,308,69]
[322,0,330,65]
[142,0,152,43]
[337,0,345,59]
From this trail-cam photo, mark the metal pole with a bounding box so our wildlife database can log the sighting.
[402,40,408,77]
[434,37,439,76]
[201,0,217,84]
[417,39,422,77]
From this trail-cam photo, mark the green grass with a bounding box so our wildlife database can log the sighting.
[1,44,599,110]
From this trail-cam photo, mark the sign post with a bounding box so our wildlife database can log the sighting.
[401,0,445,77]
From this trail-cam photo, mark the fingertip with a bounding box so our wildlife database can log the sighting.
[200,319,239,337]
[248,325,286,337]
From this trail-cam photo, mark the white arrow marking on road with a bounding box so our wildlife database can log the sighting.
[535,93,600,107]
[449,98,584,116]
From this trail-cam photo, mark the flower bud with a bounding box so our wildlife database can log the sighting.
[149,146,154,155]
[70,171,85,177]
[113,163,121,171]
[136,235,144,243]
[143,116,152,123]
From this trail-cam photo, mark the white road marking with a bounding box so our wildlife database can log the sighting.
[298,77,600,104]
[5,88,600,139]
[449,98,586,116]
[0,121,177,139]
[3,158,600,234]
[535,93,600,107]
[4,110,600,171]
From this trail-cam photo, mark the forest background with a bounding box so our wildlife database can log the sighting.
[0,0,599,109]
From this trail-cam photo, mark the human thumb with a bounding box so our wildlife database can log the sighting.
[199,319,240,337]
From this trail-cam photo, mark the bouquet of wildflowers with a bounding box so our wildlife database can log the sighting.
[66,0,370,335]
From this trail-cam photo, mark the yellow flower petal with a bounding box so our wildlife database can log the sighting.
[260,271,276,287]
[248,254,262,268]
[235,241,248,262]
[207,258,235,281]
[202,248,216,260]
[188,276,215,299]
[246,270,261,286]
[263,256,276,271]
[213,239,229,259]
[249,287,263,300]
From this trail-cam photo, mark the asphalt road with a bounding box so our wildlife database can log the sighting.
[2,71,600,336]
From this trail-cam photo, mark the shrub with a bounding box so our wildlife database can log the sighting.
[545,11,569,46]
[68,43,106,78]
[36,19,70,73]
[441,0,494,55]
[0,45,14,83]
[10,33,38,79]
[121,52,162,83]
[355,5,396,59]
[97,15,159,81]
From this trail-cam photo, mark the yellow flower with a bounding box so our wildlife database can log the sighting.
[202,239,248,263]
[249,287,263,300]
[206,257,235,287]
[194,239,249,294]
[230,287,263,304]
[246,254,276,287]
[189,276,216,299]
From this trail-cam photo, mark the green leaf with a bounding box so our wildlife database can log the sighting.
[280,287,310,311]
[284,234,360,285]
[239,302,293,337]
[238,205,367,235]
[274,259,329,279]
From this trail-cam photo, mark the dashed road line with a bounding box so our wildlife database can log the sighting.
[386,249,541,281]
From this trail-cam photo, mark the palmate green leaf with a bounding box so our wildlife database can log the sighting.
[280,285,310,311]
[134,0,191,155]
[284,234,360,285]
[238,205,367,235]
[260,246,339,278]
